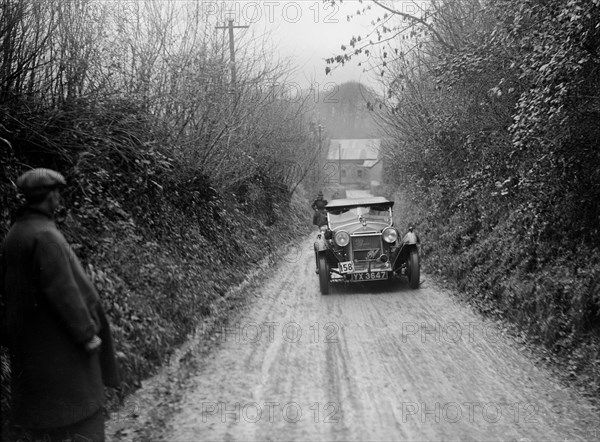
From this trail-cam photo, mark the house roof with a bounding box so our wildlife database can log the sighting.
[362,159,380,168]
[327,139,380,161]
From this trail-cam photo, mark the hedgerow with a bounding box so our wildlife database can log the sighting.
[379,0,599,399]
[0,97,312,438]
[1,2,318,438]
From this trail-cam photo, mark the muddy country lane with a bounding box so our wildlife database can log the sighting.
[110,236,598,441]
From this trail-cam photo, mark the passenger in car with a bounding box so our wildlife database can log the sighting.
[311,191,328,226]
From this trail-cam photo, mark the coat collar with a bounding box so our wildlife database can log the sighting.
[16,205,55,221]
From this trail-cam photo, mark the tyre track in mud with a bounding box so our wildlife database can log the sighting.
[110,235,598,441]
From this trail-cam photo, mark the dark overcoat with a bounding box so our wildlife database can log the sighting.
[0,207,120,429]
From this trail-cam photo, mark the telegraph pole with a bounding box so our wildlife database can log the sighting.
[318,124,323,184]
[338,141,342,185]
[216,18,249,93]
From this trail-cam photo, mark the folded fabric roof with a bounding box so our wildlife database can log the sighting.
[325,197,394,213]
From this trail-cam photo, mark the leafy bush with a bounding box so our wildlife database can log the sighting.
[0,97,312,438]
[377,0,600,397]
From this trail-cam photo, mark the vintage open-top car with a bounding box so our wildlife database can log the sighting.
[313,197,420,294]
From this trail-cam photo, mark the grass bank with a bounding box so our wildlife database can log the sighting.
[392,187,600,401]
[1,139,313,438]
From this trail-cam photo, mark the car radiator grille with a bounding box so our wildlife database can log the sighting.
[351,235,382,261]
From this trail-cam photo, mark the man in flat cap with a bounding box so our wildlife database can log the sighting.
[0,168,120,441]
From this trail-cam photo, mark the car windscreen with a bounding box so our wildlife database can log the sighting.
[362,206,391,217]
[328,208,360,226]
[328,206,392,228]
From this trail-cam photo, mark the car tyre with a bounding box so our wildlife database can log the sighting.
[318,254,330,295]
[408,248,420,289]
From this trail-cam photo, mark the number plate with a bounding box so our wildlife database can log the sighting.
[338,261,354,274]
[351,271,388,281]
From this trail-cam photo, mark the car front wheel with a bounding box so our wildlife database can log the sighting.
[314,244,320,274]
[408,248,420,289]
[318,254,330,295]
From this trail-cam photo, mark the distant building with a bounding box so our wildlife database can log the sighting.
[326,139,382,189]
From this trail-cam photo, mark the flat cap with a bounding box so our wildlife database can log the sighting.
[16,168,66,195]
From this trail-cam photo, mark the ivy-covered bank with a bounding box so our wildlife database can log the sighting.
[0,119,312,439]
[365,0,600,400]
[392,186,599,401]
[1,1,312,438]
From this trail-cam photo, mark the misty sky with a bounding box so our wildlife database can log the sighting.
[210,1,386,90]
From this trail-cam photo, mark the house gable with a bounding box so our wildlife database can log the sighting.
[325,139,382,186]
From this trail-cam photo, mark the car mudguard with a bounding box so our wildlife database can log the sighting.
[402,231,419,245]
[314,235,328,252]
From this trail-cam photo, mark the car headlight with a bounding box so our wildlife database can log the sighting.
[382,227,398,243]
[334,231,350,247]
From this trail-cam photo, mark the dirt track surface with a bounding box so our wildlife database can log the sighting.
[107,236,598,441]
